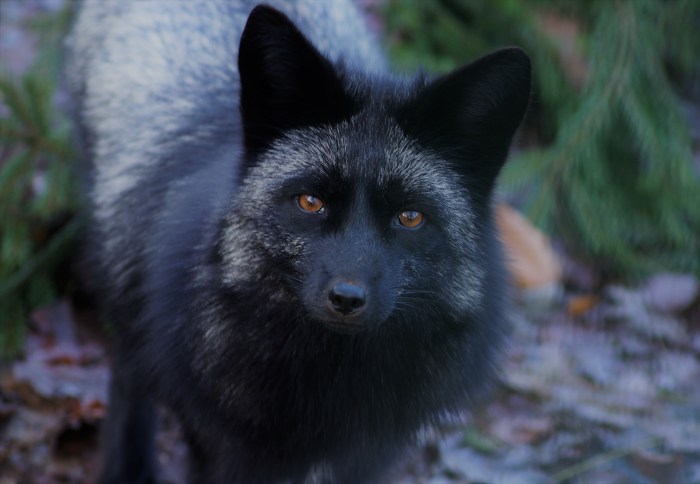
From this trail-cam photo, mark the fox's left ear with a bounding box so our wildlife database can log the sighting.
[397,48,531,195]
[238,5,356,155]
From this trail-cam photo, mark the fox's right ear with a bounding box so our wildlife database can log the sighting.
[397,48,531,197]
[238,6,356,155]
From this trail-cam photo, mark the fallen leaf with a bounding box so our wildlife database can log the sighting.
[567,295,599,317]
[45,354,78,366]
[632,449,684,484]
[496,203,562,289]
[441,447,495,481]
[569,333,618,386]
[643,273,699,314]
[604,286,688,344]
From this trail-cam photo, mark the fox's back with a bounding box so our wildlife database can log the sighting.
[67,0,383,217]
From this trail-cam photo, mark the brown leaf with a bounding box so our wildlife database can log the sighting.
[11,301,109,408]
[45,354,78,366]
[496,203,562,289]
[567,295,599,317]
[644,273,699,314]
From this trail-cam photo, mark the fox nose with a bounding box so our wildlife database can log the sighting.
[328,281,367,315]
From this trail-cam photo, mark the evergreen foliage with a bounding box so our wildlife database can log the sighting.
[0,6,78,359]
[382,0,700,279]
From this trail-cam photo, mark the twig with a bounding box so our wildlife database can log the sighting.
[0,215,83,297]
[551,436,662,483]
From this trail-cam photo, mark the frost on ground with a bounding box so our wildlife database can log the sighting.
[2,275,699,483]
[401,274,700,484]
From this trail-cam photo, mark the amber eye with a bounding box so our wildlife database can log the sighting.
[296,194,325,213]
[397,210,424,228]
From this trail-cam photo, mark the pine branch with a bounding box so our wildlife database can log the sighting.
[384,0,700,279]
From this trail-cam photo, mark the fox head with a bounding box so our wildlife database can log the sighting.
[219,5,531,334]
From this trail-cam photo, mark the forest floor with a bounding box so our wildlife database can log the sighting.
[2,276,699,484]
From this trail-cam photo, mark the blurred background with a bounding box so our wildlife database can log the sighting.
[1,0,698,482]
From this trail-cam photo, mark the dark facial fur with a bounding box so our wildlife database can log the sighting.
[67,2,530,483]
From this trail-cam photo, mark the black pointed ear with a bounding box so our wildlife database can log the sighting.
[397,48,531,196]
[238,6,356,154]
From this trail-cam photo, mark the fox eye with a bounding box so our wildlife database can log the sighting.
[397,210,424,229]
[296,194,325,213]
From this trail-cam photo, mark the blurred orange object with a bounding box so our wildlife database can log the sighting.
[567,295,599,316]
[496,203,562,289]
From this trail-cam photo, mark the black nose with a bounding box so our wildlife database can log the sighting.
[328,282,367,315]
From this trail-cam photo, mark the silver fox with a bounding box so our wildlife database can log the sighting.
[67,1,530,482]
